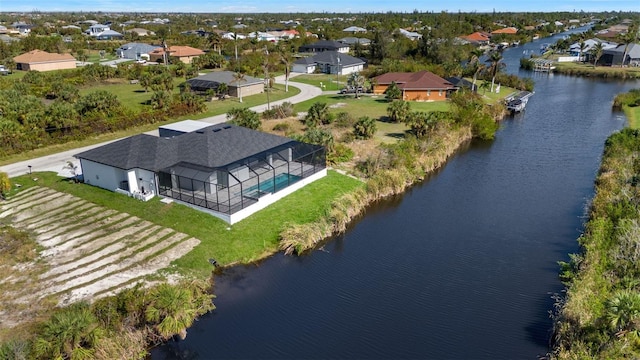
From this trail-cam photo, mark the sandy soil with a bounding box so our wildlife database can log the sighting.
[0,186,200,321]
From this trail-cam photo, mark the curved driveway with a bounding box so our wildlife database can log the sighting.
[0,75,322,178]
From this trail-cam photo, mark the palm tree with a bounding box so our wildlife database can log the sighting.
[467,48,485,90]
[145,284,198,340]
[348,72,366,99]
[607,290,640,333]
[33,303,103,359]
[591,42,605,68]
[617,30,636,66]
[578,40,588,63]
[232,72,246,103]
[279,49,292,92]
[216,82,228,100]
[486,51,505,93]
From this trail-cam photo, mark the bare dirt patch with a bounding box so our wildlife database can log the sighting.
[0,186,200,329]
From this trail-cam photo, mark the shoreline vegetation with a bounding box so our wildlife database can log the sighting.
[552,128,640,358]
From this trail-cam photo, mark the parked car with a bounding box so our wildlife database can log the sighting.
[0,65,11,76]
[339,86,364,94]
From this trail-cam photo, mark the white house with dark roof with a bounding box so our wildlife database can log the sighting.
[299,40,350,54]
[292,51,365,75]
[116,42,159,61]
[75,122,327,224]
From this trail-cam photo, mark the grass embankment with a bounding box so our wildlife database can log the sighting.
[554,62,640,79]
[10,170,362,277]
[613,89,640,129]
[552,128,640,358]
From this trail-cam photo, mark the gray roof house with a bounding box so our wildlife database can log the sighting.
[116,42,159,60]
[186,71,264,98]
[337,37,371,46]
[75,122,327,224]
[299,40,350,54]
[292,51,366,75]
[601,43,640,66]
[343,26,367,33]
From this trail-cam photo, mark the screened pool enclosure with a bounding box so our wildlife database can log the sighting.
[157,142,326,215]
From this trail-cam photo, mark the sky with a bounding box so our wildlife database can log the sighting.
[4,0,640,14]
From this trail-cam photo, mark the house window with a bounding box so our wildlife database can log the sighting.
[427,90,431,97]
[439,90,443,96]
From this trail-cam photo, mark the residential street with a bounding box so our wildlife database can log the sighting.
[0,74,322,178]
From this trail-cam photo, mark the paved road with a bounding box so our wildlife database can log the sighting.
[0,74,322,178]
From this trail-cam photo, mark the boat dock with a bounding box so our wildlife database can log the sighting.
[505,91,534,113]
[531,58,556,72]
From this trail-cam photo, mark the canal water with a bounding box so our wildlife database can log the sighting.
[153,30,640,359]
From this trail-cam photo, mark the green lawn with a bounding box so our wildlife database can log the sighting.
[623,105,640,129]
[184,85,302,120]
[79,81,301,115]
[13,170,363,277]
[294,94,451,119]
[292,74,351,91]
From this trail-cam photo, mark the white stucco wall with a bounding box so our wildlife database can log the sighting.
[340,64,363,75]
[80,159,127,191]
[292,64,315,73]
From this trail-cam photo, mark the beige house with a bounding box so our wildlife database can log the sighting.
[149,45,205,64]
[186,71,264,98]
[13,50,76,72]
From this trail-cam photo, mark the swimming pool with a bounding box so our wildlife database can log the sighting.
[243,173,301,198]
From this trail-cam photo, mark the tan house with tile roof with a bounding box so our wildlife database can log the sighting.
[373,71,455,101]
[149,45,205,64]
[13,50,76,71]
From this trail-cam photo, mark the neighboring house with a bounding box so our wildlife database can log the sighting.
[0,25,8,34]
[397,28,422,41]
[127,28,155,37]
[13,49,77,72]
[569,39,617,57]
[372,71,455,101]
[95,30,124,40]
[86,24,123,40]
[248,31,277,42]
[337,37,371,46]
[343,26,367,33]
[461,32,491,45]
[601,43,640,66]
[13,24,34,35]
[149,45,205,64]
[221,31,246,40]
[116,42,158,60]
[61,25,82,30]
[74,122,327,224]
[446,77,477,92]
[292,51,365,75]
[186,71,264,98]
[491,27,518,35]
[299,40,350,54]
[86,24,110,36]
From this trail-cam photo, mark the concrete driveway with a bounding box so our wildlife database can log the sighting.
[0,74,321,178]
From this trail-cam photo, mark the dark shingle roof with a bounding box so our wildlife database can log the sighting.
[299,40,348,52]
[187,71,263,89]
[293,51,365,67]
[76,124,296,171]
